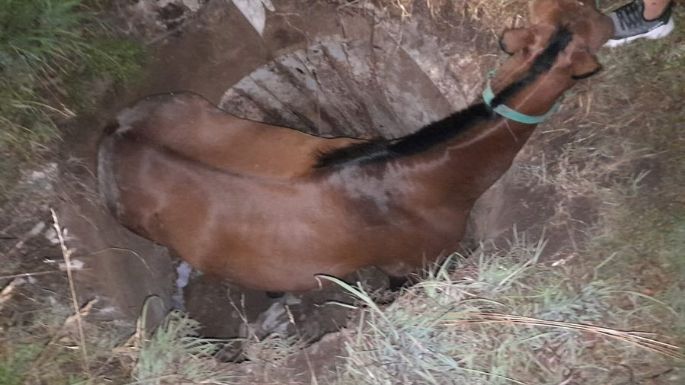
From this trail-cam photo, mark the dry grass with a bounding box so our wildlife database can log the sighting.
[127,308,237,385]
[0,0,144,202]
[0,213,133,385]
[446,313,682,359]
[334,237,683,385]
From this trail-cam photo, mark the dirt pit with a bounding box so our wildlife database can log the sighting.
[56,0,517,348]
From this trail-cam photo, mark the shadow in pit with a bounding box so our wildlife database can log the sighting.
[180,265,393,362]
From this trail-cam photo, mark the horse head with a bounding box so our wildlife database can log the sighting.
[497,0,614,85]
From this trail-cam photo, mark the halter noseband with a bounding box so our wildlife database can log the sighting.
[482,72,561,125]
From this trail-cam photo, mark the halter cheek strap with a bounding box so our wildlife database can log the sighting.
[482,73,561,125]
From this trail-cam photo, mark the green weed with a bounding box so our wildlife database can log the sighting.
[0,344,41,385]
[0,0,144,197]
[132,310,236,385]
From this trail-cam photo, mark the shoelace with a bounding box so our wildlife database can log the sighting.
[617,2,645,30]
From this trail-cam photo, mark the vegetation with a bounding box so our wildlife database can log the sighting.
[336,239,682,384]
[0,0,144,197]
[131,309,236,385]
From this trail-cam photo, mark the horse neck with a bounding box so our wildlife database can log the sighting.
[414,71,574,203]
[492,69,573,117]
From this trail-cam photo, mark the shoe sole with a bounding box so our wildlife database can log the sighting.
[605,17,675,47]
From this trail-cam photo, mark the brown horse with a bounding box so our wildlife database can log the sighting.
[98,0,614,292]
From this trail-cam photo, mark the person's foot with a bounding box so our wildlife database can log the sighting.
[605,0,675,47]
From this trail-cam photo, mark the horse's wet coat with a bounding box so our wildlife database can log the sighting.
[98,0,614,292]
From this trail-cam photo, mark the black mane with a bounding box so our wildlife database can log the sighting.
[315,27,573,169]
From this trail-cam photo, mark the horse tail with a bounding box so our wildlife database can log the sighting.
[97,121,121,218]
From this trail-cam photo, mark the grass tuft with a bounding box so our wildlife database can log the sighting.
[335,234,683,385]
[0,0,145,199]
[131,310,237,385]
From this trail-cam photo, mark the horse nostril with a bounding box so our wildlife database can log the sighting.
[499,37,514,55]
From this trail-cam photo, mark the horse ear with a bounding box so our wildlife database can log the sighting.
[570,50,602,79]
[499,28,534,55]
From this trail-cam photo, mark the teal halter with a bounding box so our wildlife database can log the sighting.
[482,72,560,125]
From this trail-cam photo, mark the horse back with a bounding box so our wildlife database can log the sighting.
[112,92,363,178]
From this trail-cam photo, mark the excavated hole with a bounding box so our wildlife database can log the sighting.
[59,0,506,355]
